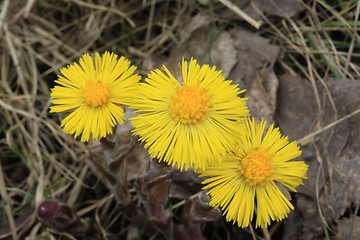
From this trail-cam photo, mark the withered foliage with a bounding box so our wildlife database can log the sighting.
[1,0,359,239]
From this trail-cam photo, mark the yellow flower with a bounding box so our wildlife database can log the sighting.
[50,52,141,142]
[129,58,248,170]
[199,118,308,228]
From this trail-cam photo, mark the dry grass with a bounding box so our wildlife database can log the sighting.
[0,0,359,239]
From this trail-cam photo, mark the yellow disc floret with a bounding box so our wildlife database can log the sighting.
[239,147,275,185]
[82,81,109,107]
[170,85,212,124]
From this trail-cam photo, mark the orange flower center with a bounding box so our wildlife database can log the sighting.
[170,85,212,124]
[82,81,109,107]
[239,147,275,185]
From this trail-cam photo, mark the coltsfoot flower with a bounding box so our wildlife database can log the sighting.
[129,58,248,170]
[199,118,308,228]
[50,52,140,142]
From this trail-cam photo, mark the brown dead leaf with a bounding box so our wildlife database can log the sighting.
[120,110,148,181]
[281,210,307,240]
[141,14,211,75]
[275,73,318,140]
[182,193,221,240]
[229,29,280,122]
[275,73,323,240]
[166,27,237,77]
[275,76,360,239]
[335,216,360,240]
[170,168,203,199]
[324,78,360,220]
[295,195,325,240]
[229,29,280,87]
[275,73,319,206]
[142,54,169,75]
[246,68,278,123]
[235,0,304,20]
[179,14,211,45]
[166,15,237,77]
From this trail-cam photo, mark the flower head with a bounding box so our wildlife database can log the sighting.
[50,52,141,142]
[129,58,248,170]
[199,118,308,228]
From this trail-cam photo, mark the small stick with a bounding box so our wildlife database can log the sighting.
[172,191,203,209]
[218,0,261,29]
[297,108,360,145]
